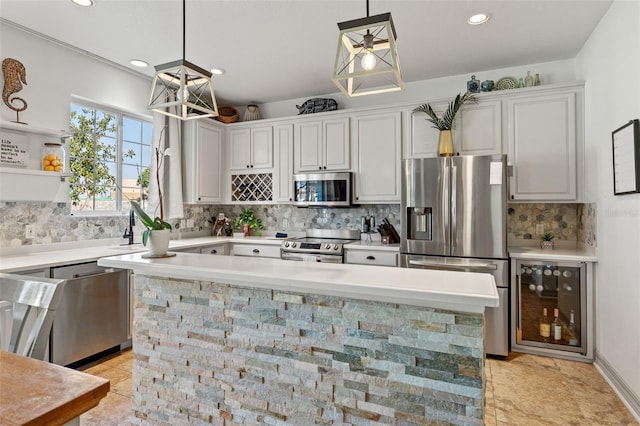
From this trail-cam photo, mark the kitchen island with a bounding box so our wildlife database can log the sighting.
[99,252,498,425]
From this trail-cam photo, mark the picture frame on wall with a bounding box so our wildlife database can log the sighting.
[612,119,640,195]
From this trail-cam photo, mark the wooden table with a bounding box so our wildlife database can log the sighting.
[0,350,109,425]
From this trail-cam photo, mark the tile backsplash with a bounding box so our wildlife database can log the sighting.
[1,201,596,248]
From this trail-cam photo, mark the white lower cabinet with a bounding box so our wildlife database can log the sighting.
[232,243,281,259]
[200,244,229,255]
[352,111,401,203]
[345,250,398,267]
[182,120,224,203]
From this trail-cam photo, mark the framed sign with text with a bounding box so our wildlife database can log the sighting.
[612,119,640,195]
[0,131,30,168]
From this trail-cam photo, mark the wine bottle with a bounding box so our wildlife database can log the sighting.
[540,307,550,342]
[566,310,578,346]
[552,308,562,342]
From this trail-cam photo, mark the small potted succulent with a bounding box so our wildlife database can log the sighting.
[233,208,264,237]
[540,232,555,250]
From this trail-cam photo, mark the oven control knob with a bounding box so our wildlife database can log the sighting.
[333,244,339,250]
[284,242,290,248]
[292,242,297,248]
[325,244,331,250]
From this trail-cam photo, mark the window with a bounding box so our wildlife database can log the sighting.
[69,102,152,212]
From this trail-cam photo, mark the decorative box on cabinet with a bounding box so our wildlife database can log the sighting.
[229,125,273,171]
[506,86,582,201]
[182,120,223,203]
[294,117,350,172]
[352,111,401,203]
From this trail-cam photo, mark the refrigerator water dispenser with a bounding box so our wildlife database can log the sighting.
[408,207,432,240]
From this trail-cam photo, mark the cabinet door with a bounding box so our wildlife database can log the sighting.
[458,100,502,155]
[250,126,273,169]
[507,92,576,201]
[353,112,401,203]
[195,123,223,202]
[323,118,350,171]
[274,123,294,202]
[294,121,323,172]
[182,120,223,203]
[405,103,448,158]
[229,128,252,170]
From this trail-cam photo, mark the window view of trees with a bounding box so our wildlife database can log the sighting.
[69,103,152,212]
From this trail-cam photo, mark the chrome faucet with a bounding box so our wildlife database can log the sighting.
[123,208,135,245]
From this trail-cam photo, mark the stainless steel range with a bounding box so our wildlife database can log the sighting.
[280,229,361,263]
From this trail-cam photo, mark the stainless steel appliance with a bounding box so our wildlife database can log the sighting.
[50,262,129,366]
[293,172,352,207]
[399,154,509,356]
[512,260,593,361]
[280,229,360,263]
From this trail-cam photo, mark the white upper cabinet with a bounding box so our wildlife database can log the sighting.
[273,123,294,203]
[506,89,579,201]
[457,100,502,155]
[294,117,350,172]
[182,120,223,203]
[352,111,402,203]
[405,99,502,158]
[229,125,273,171]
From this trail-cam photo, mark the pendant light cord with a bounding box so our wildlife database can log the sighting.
[182,0,186,60]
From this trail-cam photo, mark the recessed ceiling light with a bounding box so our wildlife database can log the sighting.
[468,13,491,25]
[130,59,149,68]
[71,0,94,6]
[211,68,225,75]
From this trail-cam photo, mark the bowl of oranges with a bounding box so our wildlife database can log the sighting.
[42,143,64,172]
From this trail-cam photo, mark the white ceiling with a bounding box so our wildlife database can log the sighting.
[0,0,612,106]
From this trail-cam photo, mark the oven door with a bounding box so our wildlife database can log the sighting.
[280,251,343,263]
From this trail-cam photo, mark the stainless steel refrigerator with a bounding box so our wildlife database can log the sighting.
[399,154,509,356]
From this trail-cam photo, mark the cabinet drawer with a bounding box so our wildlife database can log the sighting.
[232,244,281,259]
[200,244,229,255]
[345,251,397,267]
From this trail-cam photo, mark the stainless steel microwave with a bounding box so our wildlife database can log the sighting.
[293,172,352,207]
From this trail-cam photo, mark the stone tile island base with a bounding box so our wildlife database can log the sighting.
[132,275,485,425]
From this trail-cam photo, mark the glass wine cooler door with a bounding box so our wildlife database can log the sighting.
[513,260,587,355]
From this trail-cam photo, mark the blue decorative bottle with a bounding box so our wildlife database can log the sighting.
[467,75,480,93]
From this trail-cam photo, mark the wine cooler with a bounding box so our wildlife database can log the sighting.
[511,259,594,362]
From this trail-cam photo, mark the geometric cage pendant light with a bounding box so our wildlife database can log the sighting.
[332,0,403,97]
[147,0,218,120]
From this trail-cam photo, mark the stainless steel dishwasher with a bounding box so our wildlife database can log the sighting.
[50,262,129,366]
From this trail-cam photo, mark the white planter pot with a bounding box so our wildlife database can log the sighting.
[148,229,171,256]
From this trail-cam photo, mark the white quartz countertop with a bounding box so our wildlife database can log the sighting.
[509,245,597,262]
[0,236,283,273]
[98,252,499,313]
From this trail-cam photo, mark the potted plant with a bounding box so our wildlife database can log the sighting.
[413,92,477,156]
[130,138,172,256]
[540,232,555,250]
[234,208,264,237]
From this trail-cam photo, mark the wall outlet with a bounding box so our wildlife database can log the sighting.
[536,223,544,235]
[282,218,288,229]
[25,224,35,239]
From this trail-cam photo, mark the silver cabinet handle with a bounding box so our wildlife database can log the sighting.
[366,256,376,260]
[252,248,260,254]
[210,249,217,254]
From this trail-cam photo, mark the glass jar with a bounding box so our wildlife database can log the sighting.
[42,142,65,172]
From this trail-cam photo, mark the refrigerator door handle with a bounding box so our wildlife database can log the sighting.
[408,260,497,271]
[443,161,450,254]
[450,163,457,254]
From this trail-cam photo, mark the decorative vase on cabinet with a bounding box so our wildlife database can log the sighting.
[437,130,454,157]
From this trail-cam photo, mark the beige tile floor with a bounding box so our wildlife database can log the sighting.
[79,349,639,425]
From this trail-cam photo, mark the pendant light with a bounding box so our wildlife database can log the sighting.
[332,0,403,97]
[147,0,218,120]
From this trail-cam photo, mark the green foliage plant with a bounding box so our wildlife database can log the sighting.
[541,232,555,242]
[234,208,264,235]
[413,92,477,131]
